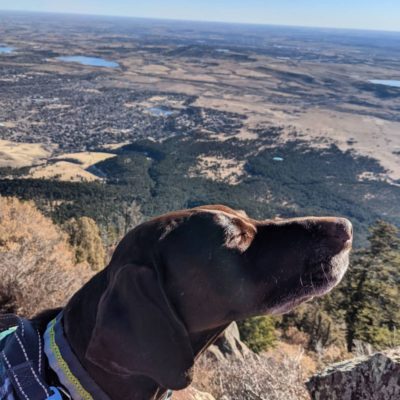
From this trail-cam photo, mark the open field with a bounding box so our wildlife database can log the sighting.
[22,151,116,182]
[26,161,100,182]
[52,151,116,169]
[0,139,54,168]
[188,155,247,185]
[0,141,116,181]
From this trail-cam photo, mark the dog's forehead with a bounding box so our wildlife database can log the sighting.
[157,205,249,224]
[192,205,250,220]
[157,206,338,234]
[156,206,255,242]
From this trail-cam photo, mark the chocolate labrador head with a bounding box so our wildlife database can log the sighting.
[74,205,352,392]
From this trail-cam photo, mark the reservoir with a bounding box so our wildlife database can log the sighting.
[57,56,119,68]
[0,47,15,54]
[369,80,400,88]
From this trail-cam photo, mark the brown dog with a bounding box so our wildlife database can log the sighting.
[36,205,352,400]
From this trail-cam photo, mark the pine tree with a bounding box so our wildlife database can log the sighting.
[342,221,400,351]
[237,316,277,353]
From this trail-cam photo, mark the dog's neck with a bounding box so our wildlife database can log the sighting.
[61,270,227,400]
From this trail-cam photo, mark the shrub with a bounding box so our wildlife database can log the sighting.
[280,303,346,352]
[194,349,310,400]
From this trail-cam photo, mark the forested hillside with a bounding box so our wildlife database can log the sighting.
[2,130,398,248]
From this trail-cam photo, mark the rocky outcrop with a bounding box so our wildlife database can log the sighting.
[172,388,216,400]
[205,322,256,362]
[307,348,400,399]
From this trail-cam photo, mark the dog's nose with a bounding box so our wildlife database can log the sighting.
[335,218,353,245]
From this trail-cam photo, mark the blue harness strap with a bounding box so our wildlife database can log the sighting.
[0,314,54,400]
[44,314,110,400]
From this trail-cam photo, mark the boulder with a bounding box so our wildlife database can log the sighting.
[307,348,400,399]
[205,322,256,362]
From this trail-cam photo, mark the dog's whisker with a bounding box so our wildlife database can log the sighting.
[321,264,329,283]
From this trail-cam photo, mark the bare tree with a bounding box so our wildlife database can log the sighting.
[0,196,94,316]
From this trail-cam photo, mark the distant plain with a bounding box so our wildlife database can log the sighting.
[0,12,399,243]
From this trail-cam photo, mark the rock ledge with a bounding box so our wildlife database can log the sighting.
[307,348,400,400]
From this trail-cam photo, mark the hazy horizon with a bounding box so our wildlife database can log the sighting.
[0,0,399,33]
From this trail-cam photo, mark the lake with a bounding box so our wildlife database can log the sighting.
[0,47,15,54]
[148,107,175,117]
[369,80,400,88]
[57,56,119,68]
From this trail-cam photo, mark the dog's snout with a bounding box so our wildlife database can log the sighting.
[335,218,353,244]
[314,217,353,250]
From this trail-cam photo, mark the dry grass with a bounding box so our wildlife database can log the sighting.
[102,142,130,150]
[52,151,115,169]
[193,349,310,400]
[266,342,317,379]
[24,151,115,182]
[0,139,54,168]
[27,161,100,182]
[173,388,215,400]
[0,141,115,182]
[188,155,247,185]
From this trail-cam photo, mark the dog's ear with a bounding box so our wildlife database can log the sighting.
[85,264,194,390]
[214,213,257,253]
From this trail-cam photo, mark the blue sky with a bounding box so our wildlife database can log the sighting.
[0,0,399,32]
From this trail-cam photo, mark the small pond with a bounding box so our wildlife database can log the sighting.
[57,56,119,68]
[369,80,400,88]
[0,47,15,54]
[148,107,175,117]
